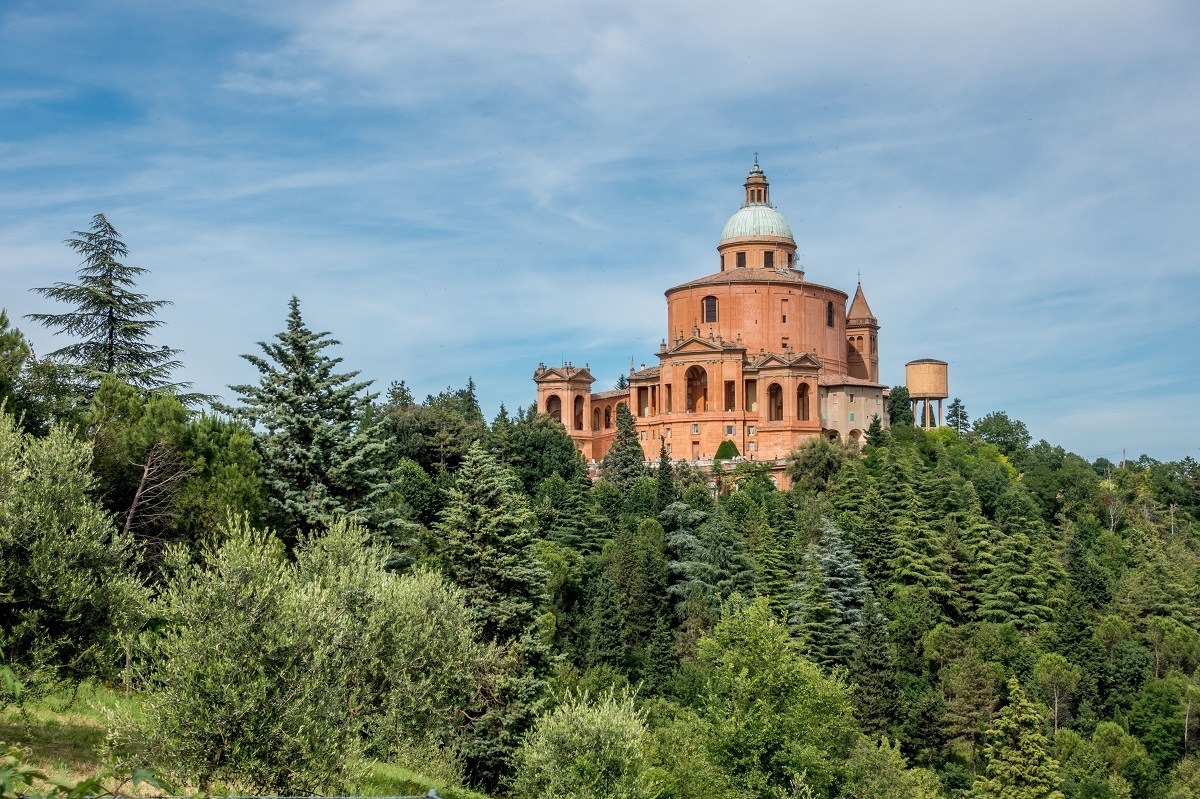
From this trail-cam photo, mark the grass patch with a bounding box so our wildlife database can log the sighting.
[359,761,491,799]
[0,681,139,784]
[4,684,491,798]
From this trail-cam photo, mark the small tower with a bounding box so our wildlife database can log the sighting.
[846,282,880,382]
[905,359,949,428]
[744,158,770,206]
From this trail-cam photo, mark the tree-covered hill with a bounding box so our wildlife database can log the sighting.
[3,230,1199,798]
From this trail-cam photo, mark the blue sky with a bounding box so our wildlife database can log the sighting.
[2,1,1198,462]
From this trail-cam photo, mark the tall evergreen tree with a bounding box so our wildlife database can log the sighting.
[655,437,679,512]
[812,519,869,626]
[436,442,549,644]
[600,403,648,492]
[848,594,900,734]
[947,397,969,434]
[585,573,624,669]
[28,214,194,397]
[978,531,1054,631]
[976,679,1065,799]
[790,559,847,669]
[887,385,915,427]
[228,297,388,541]
[434,442,551,789]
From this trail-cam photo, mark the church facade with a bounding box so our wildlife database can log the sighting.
[533,162,890,475]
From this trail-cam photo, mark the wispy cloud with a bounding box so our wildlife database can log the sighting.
[1,0,1198,459]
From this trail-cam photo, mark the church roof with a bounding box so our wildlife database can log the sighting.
[847,283,877,326]
[720,205,794,241]
[666,267,847,298]
[818,373,885,388]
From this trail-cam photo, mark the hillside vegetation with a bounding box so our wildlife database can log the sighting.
[2,219,1199,798]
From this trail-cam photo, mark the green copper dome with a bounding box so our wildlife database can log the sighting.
[720,204,794,241]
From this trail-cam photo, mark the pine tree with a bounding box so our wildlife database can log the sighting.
[600,403,648,492]
[976,679,1065,799]
[864,413,886,447]
[615,373,629,390]
[28,214,194,397]
[848,594,900,735]
[947,398,969,434]
[228,297,388,541]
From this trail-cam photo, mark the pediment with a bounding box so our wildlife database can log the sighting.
[534,366,595,384]
[750,351,823,371]
[666,335,745,356]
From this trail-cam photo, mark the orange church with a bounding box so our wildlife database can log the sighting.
[534,162,891,474]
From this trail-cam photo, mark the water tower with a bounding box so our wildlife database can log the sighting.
[905,359,949,428]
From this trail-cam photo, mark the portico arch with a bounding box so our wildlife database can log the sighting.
[797,383,810,421]
[593,408,601,430]
[767,383,784,421]
[546,394,562,422]
[686,366,708,412]
[573,396,584,431]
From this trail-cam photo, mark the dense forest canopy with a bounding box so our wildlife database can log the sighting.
[2,219,1199,799]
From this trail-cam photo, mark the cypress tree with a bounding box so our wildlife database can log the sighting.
[656,437,679,512]
[887,385,915,427]
[698,507,757,602]
[600,403,648,492]
[585,573,624,669]
[976,679,1065,799]
[848,594,900,735]
[228,296,389,541]
[607,518,669,669]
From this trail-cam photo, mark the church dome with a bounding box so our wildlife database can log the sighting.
[720,204,794,241]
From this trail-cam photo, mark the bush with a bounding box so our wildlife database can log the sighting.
[122,517,496,794]
[714,440,739,461]
[513,689,658,799]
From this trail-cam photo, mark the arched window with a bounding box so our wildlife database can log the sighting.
[685,366,708,412]
[797,383,810,421]
[826,301,835,328]
[767,383,784,421]
[573,396,584,431]
[604,405,612,429]
[702,296,718,323]
[592,408,601,430]
[545,394,562,422]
